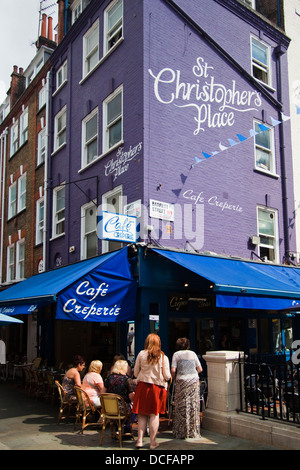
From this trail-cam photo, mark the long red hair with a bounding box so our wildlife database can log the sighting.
[144,333,162,364]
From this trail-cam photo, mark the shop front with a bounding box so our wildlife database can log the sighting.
[135,246,300,363]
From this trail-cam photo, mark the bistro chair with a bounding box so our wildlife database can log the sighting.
[99,393,135,448]
[55,380,77,425]
[74,386,102,434]
[44,372,57,403]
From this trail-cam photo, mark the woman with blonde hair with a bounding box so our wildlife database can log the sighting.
[132,334,171,449]
[81,359,104,407]
[104,359,135,417]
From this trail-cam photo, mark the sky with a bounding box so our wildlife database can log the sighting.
[0,0,58,103]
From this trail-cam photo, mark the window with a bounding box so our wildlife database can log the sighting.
[37,127,46,165]
[8,182,17,219]
[16,239,25,280]
[7,245,15,282]
[82,108,98,166]
[251,37,270,86]
[81,201,98,259]
[104,0,123,54]
[71,0,82,24]
[103,86,123,153]
[56,61,67,90]
[83,20,99,77]
[53,186,65,237]
[257,207,278,262]
[36,197,44,245]
[54,106,67,151]
[102,186,123,253]
[10,121,19,156]
[19,108,28,145]
[17,173,26,212]
[254,120,275,173]
[39,85,47,110]
[241,0,255,8]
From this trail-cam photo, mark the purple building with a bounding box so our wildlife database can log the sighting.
[1,0,298,365]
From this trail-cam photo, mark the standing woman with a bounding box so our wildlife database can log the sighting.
[133,333,171,450]
[171,338,202,439]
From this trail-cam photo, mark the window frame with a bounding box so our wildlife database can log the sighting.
[81,200,98,260]
[104,0,123,55]
[6,244,15,282]
[17,172,27,212]
[10,121,19,157]
[103,85,123,154]
[8,181,17,219]
[83,19,99,78]
[254,119,275,175]
[54,105,67,151]
[19,107,28,146]
[251,36,271,87]
[37,127,46,166]
[257,206,279,263]
[52,185,66,238]
[56,60,68,91]
[16,239,25,280]
[82,107,98,168]
[36,197,44,245]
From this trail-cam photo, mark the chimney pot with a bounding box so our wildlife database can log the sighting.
[41,13,47,37]
[48,16,53,41]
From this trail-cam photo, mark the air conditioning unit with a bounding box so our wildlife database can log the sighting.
[250,235,260,245]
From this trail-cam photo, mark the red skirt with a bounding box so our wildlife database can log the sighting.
[132,382,167,415]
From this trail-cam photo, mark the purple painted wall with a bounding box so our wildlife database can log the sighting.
[143,0,295,260]
[48,0,295,269]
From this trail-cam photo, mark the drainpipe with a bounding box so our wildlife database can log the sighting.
[275,44,290,259]
[42,71,51,272]
[64,0,69,35]
[0,128,8,284]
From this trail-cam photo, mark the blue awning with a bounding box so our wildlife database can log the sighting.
[151,248,300,310]
[0,313,24,326]
[0,248,137,322]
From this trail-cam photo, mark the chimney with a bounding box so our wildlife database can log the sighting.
[57,0,66,44]
[41,13,47,37]
[10,66,26,108]
[47,16,53,41]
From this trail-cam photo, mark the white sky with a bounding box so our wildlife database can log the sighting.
[0,0,58,103]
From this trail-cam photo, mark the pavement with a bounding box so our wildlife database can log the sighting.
[0,379,282,454]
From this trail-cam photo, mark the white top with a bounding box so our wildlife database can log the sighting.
[171,350,200,381]
[134,349,171,388]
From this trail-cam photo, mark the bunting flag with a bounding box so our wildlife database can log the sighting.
[192,112,291,168]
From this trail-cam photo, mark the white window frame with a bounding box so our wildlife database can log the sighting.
[6,244,15,282]
[254,119,275,174]
[16,239,25,280]
[101,185,123,253]
[241,0,256,8]
[71,0,82,24]
[39,84,47,110]
[19,108,28,146]
[257,206,279,263]
[54,105,67,151]
[52,185,65,238]
[103,85,123,153]
[83,20,99,78]
[17,173,27,212]
[81,200,98,260]
[104,0,123,55]
[56,60,68,91]
[36,197,44,245]
[251,36,271,87]
[82,107,98,168]
[10,121,19,156]
[8,182,17,219]
[37,127,46,166]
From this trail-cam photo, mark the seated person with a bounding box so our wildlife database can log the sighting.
[81,360,104,407]
[109,354,132,377]
[62,355,85,400]
[104,359,135,416]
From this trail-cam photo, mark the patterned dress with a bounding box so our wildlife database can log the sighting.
[171,350,201,439]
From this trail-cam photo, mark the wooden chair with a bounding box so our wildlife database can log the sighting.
[55,380,77,424]
[44,372,57,403]
[74,386,102,433]
[99,393,135,448]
